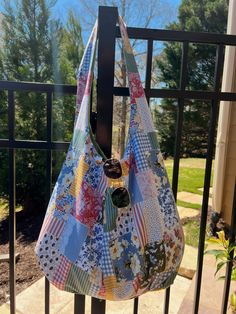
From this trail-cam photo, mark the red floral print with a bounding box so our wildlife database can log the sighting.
[73,180,103,230]
[128,72,145,103]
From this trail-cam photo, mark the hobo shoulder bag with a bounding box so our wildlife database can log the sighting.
[35,15,184,301]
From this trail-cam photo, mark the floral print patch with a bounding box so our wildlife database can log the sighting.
[109,232,145,282]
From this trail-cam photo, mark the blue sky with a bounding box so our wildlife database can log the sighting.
[51,0,182,43]
[50,0,182,86]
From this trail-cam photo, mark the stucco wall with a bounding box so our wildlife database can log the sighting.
[221,101,236,224]
[213,0,236,225]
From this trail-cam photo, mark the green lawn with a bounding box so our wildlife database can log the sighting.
[177,199,201,210]
[164,158,213,248]
[165,158,214,196]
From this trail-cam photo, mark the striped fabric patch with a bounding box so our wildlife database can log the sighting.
[69,156,89,197]
[37,214,65,241]
[96,174,107,194]
[45,215,65,238]
[103,191,118,232]
[133,202,148,248]
[65,265,92,294]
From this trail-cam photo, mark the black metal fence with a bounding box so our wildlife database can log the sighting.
[0,5,236,314]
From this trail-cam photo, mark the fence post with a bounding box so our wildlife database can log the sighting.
[90,5,118,314]
[96,6,118,159]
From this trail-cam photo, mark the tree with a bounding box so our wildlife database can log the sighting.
[0,1,84,211]
[154,0,228,156]
[59,10,84,84]
[52,10,84,181]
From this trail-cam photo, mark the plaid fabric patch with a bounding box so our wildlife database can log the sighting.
[150,269,177,290]
[77,43,92,78]
[89,283,100,297]
[131,131,152,171]
[101,233,114,276]
[52,255,71,290]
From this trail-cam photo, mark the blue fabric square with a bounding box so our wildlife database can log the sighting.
[128,168,143,204]
[59,215,88,263]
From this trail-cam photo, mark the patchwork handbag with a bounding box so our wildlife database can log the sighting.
[35,15,184,301]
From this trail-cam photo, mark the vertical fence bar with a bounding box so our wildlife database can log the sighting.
[164,41,188,314]
[145,39,153,105]
[133,297,139,314]
[8,90,16,314]
[91,5,118,314]
[96,6,118,159]
[221,180,236,314]
[45,279,50,314]
[45,91,53,314]
[74,294,85,314]
[193,44,224,314]
[91,298,106,314]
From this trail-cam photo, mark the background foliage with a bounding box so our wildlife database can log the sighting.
[153,0,228,156]
[0,0,83,210]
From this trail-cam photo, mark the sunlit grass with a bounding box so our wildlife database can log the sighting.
[0,198,23,220]
[183,220,210,248]
[165,158,214,196]
[177,199,201,210]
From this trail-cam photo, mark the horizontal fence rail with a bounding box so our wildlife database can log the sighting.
[1,5,236,314]
[116,26,236,44]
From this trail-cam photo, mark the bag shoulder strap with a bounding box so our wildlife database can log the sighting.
[74,16,155,135]
[74,21,97,129]
[118,16,155,134]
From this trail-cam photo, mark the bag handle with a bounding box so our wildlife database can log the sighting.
[74,21,98,128]
[74,15,154,134]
